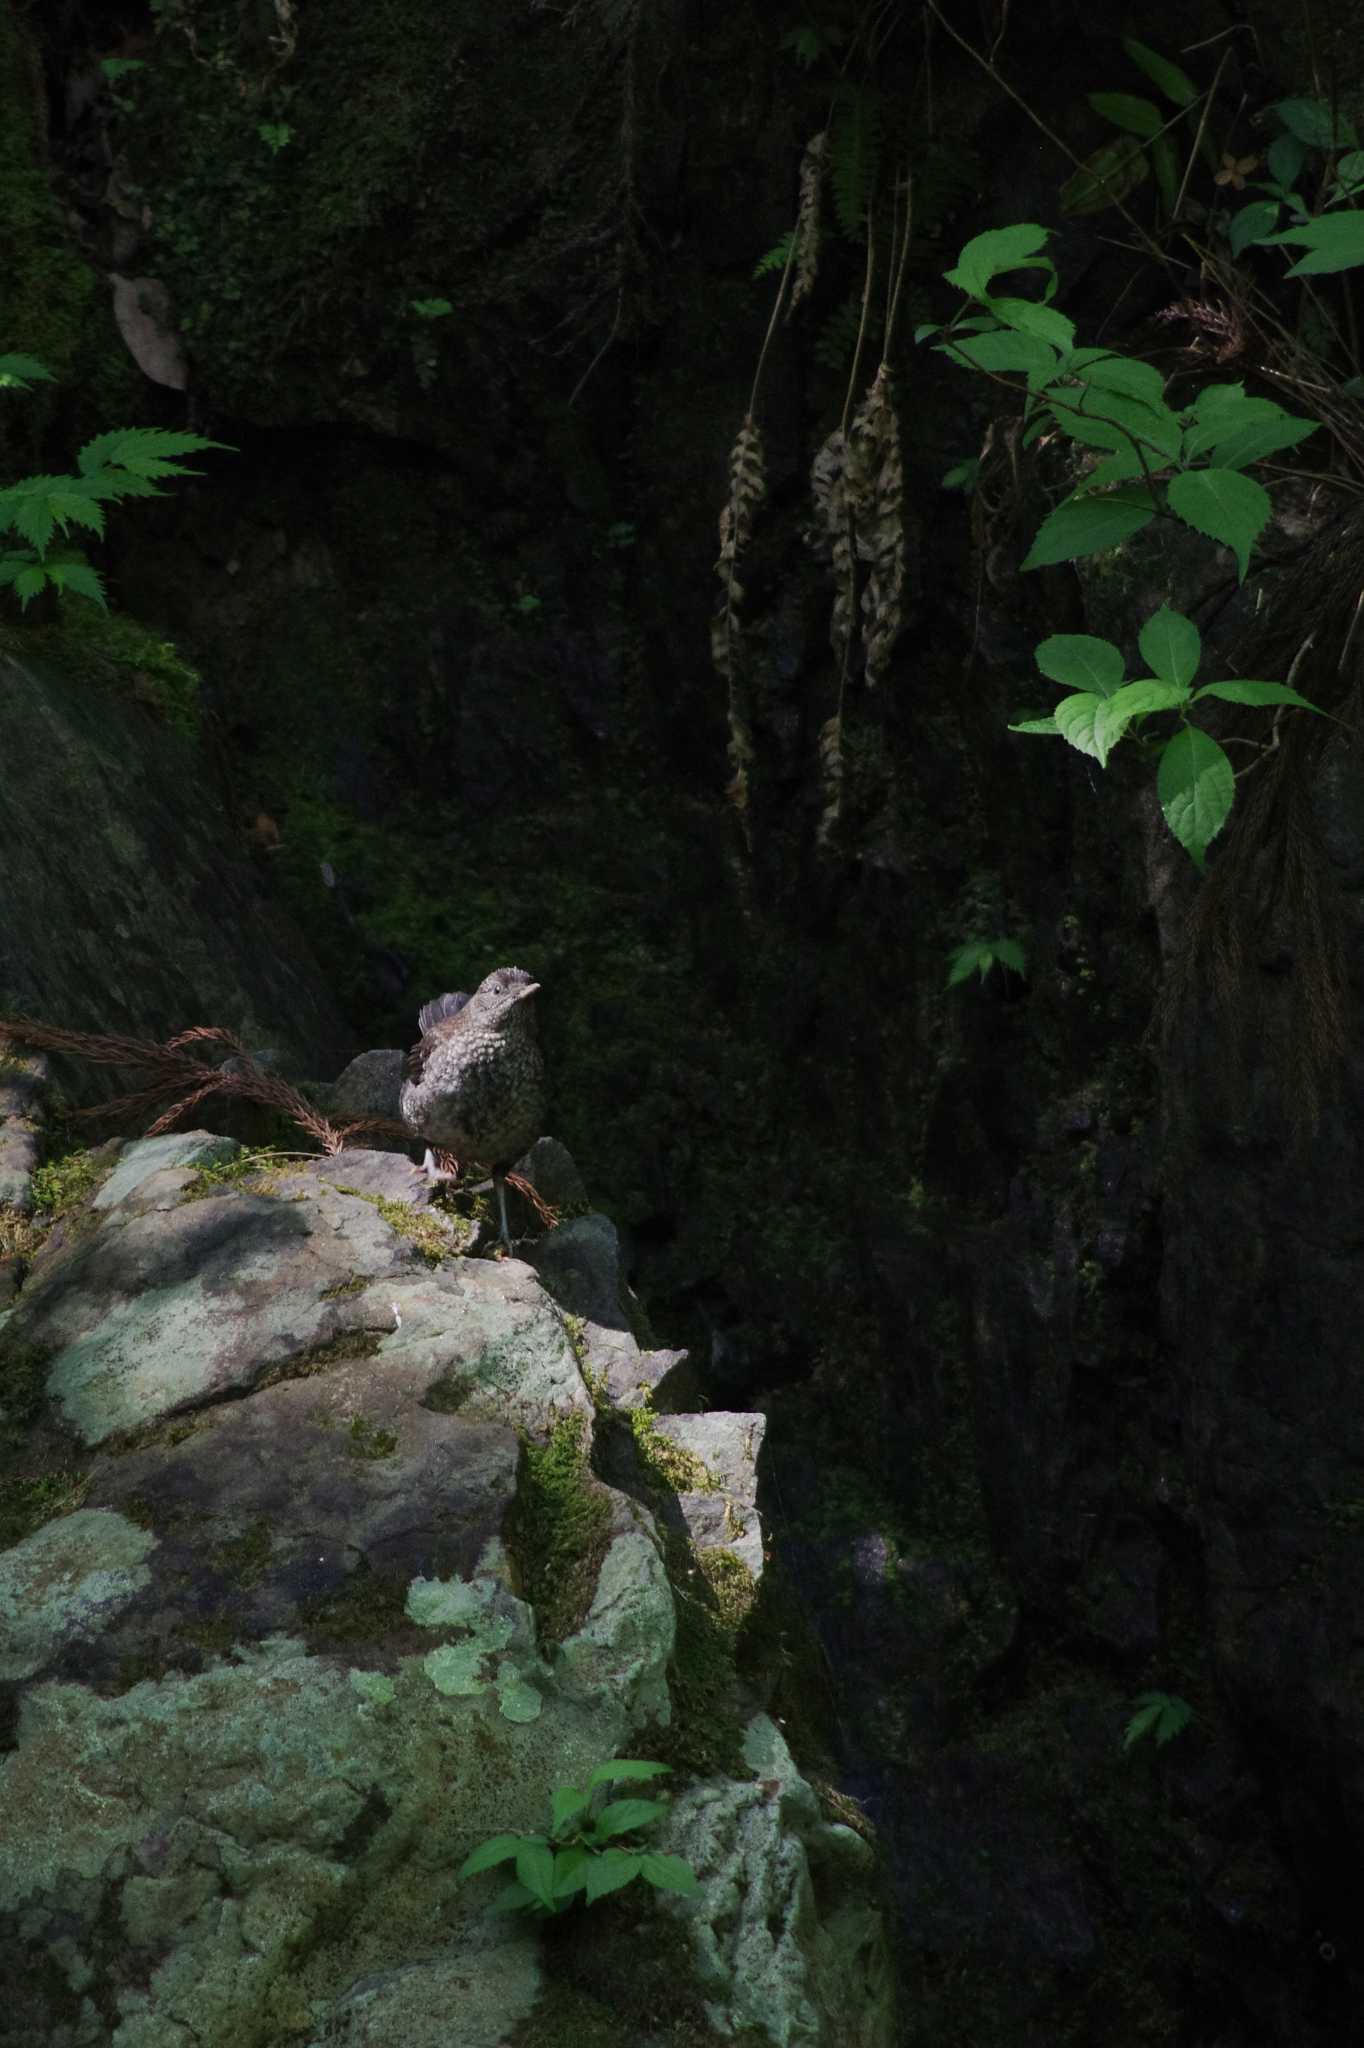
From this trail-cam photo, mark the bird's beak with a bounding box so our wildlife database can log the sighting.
[513,982,541,1002]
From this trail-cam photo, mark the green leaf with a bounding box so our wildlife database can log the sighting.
[586,1760,673,1789]
[1331,150,1364,199]
[1260,213,1364,275]
[75,426,234,483]
[941,458,979,492]
[1035,632,1125,697]
[1053,692,1107,762]
[944,224,1053,300]
[1051,387,1183,461]
[1181,396,1291,460]
[1122,37,1197,109]
[551,1786,591,1832]
[592,1798,668,1839]
[1229,199,1281,256]
[515,1839,558,1912]
[1203,415,1319,471]
[1166,467,1269,581]
[458,1833,529,1880]
[0,352,55,391]
[551,1845,591,1896]
[936,331,1060,378]
[1059,135,1148,216]
[1267,134,1307,188]
[1007,715,1061,735]
[584,1850,643,1904]
[753,230,796,279]
[639,1852,701,1895]
[1150,133,1179,214]
[1077,446,1149,492]
[1139,606,1200,687]
[410,297,453,319]
[985,297,1076,350]
[8,560,51,610]
[1092,678,1191,762]
[1063,350,1167,407]
[1193,678,1321,712]
[490,1880,536,1914]
[1088,92,1162,139]
[1158,726,1234,866]
[947,940,994,987]
[1021,490,1155,569]
[1273,98,1358,150]
[41,554,106,607]
[1123,1690,1193,1750]
[0,474,108,554]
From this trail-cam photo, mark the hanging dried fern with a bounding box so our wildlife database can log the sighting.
[847,364,906,689]
[789,131,827,316]
[712,413,768,824]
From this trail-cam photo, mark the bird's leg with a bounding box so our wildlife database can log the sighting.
[493,1167,513,1253]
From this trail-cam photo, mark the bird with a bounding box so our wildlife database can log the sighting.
[399,966,544,1251]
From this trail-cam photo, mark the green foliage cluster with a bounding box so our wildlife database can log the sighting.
[505,1414,614,1650]
[946,936,1026,989]
[1062,36,1205,218]
[1122,1690,1193,1752]
[0,353,230,613]
[458,1759,698,1914]
[927,224,1330,866]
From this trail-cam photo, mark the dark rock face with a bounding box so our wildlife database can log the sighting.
[0,648,355,1092]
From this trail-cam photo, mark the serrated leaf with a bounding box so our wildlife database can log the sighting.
[1229,198,1281,256]
[586,1760,673,1789]
[1021,490,1155,569]
[1089,91,1162,138]
[1139,606,1200,687]
[1181,395,1286,461]
[1331,150,1364,199]
[1093,678,1190,762]
[985,297,1076,349]
[75,426,234,481]
[992,937,1027,976]
[0,352,55,391]
[10,561,51,609]
[1077,446,1149,492]
[592,1798,668,1839]
[551,1785,591,1831]
[515,1839,558,1911]
[947,940,993,987]
[1054,691,1107,761]
[585,1851,643,1903]
[1260,212,1364,275]
[944,223,1053,300]
[1205,415,1319,470]
[42,555,106,606]
[1060,135,1148,216]
[1193,678,1321,712]
[1273,98,1358,150]
[1052,387,1183,461]
[1007,715,1061,734]
[640,1852,701,1895]
[1122,1699,1163,1751]
[490,1880,536,1913]
[0,474,108,554]
[458,1833,528,1879]
[1035,632,1126,697]
[1158,725,1234,866]
[1064,349,1167,407]
[1166,467,1269,581]
[551,1846,591,1896]
[936,331,1060,378]
[1122,37,1196,108]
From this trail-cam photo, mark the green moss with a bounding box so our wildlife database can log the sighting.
[179,1146,292,1201]
[653,1542,754,1779]
[254,1328,384,1389]
[346,1412,399,1460]
[301,1561,409,1645]
[504,1414,614,1650]
[18,606,204,736]
[331,1182,467,1263]
[210,1516,275,1586]
[629,1406,717,1494]
[0,1465,89,1550]
[29,1146,106,1217]
[321,1272,368,1299]
[510,1907,773,2048]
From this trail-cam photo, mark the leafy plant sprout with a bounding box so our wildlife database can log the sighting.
[1123,1691,1193,1753]
[457,1759,700,1915]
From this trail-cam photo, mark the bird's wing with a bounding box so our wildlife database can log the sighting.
[417,990,471,1036]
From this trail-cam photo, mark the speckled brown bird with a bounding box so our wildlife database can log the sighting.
[399,966,544,1250]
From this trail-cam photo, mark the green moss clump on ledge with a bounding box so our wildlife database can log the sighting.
[504,1413,614,1650]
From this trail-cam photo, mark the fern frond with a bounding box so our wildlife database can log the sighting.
[788,132,826,316]
[813,297,880,372]
[753,230,796,280]
[76,427,233,482]
[829,83,883,241]
[810,428,855,670]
